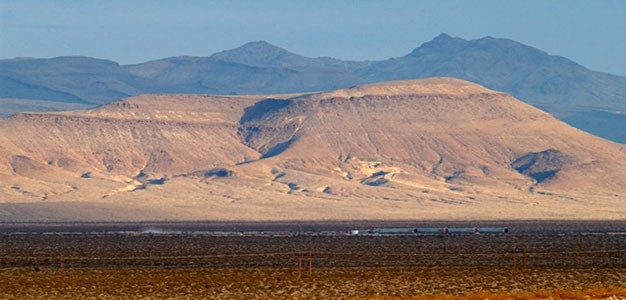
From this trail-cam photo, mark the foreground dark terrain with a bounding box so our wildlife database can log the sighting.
[1,221,625,299]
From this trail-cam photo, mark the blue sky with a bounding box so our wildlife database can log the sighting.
[1,0,625,75]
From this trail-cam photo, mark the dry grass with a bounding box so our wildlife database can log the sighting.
[1,266,625,299]
[359,287,626,299]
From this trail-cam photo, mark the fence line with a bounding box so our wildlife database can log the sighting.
[1,251,303,261]
[1,248,625,263]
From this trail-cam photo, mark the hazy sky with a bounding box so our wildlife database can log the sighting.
[1,0,625,75]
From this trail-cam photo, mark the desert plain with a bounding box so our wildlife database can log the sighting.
[1,221,625,299]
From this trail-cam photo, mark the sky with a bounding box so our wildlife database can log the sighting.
[1,0,625,76]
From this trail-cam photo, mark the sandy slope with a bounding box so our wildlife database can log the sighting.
[0,78,625,221]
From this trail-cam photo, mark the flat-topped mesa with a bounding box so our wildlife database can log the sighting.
[302,78,501,100]
[1,77,626,221]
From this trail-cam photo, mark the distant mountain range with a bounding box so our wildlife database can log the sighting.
[1,34,625,143]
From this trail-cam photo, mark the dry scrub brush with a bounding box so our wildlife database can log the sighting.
[355,286,626,300]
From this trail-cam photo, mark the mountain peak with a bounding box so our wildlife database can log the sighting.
[239,40,282,50]
[433,33,453,40]
[409,34,467,56]
[474,35,523,47]
[210,40,310,67]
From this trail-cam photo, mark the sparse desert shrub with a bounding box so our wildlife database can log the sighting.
[551,288,586,300]
[356,287,626,300]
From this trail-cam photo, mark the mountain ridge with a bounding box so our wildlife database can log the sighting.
[1,34,626,143]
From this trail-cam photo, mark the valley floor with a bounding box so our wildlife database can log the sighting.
[1,223,625,299]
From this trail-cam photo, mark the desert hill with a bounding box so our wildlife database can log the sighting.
[0,78,625,221]
[2,35,626,143]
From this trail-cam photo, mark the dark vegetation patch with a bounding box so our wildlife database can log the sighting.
[363,178,389,186]
[203,168,232,178]
[239,98,291,124]
[444,170,466,183]
[260,137,297,158]
[272,172,286,181]
[147,178,166,185]
[361,171,390,186]
[182,168,233,179]
[131,185,146,191]
[321,186,334,194]
[511,149,569,183]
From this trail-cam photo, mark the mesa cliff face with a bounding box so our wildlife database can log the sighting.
[1,78,625,221]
